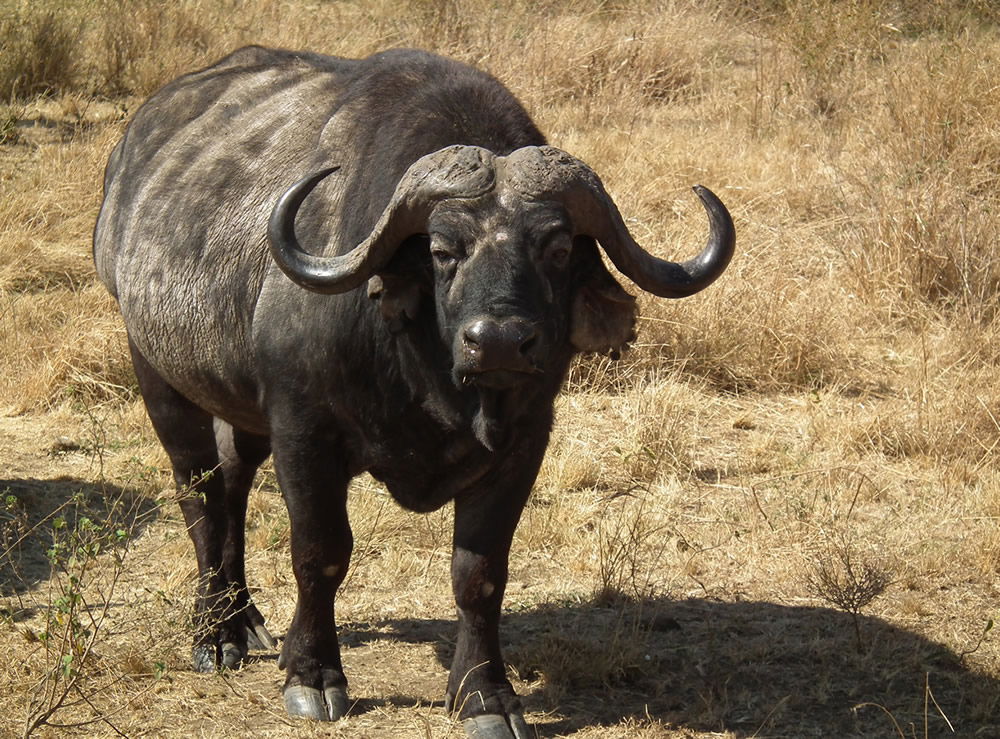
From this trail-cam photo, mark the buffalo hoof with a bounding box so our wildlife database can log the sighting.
[283,683,349,721]
[463,713,533,738]
[192,641,248,672]
[220,641,244,670]
[192,644,217,674]
[246,622,277,651]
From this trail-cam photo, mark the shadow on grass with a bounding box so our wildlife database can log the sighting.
[341,596,999,738]
[0,476,159,599]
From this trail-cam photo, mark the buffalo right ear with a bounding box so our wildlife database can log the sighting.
[569,239,637,357]
[367,274,422,333]
[367,234,431,332]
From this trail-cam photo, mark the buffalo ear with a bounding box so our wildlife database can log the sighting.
[569,238,637,356]
[367,274,422,332]
[367,234,430,332]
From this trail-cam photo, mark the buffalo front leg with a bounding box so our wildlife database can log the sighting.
[271,432,353,721]
[447,455,541,739]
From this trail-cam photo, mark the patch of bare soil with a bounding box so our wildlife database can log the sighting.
[2,404,998,738]
[0,413,103,588]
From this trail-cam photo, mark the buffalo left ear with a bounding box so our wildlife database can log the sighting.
[569,263,637,357]
[368,275,422,332]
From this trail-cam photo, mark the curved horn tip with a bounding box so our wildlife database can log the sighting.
[691,184,725,208]
[296,166,341,195]
[691,184,736,239]
[269,167,341,229]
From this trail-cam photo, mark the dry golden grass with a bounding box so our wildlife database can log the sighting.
[2,0,999,737]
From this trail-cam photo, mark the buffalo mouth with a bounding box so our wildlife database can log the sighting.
[463,372,539,451]
[459,367,538,391]
[470,386,510,451]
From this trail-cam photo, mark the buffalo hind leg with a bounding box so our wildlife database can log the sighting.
[214,419,275,656]
[130,339,272,671]
[271,427,352,721]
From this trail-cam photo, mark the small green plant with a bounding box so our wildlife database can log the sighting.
[959,617,995,663]
[1,490,29,589]
[21,491,141,737]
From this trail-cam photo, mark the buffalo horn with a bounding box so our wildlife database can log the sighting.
[503,146,735,299]
[268,146,497,294]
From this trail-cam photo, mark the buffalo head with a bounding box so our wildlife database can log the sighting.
[268,145,734,446]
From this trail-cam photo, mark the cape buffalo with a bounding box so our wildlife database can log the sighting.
[93,46,735,737]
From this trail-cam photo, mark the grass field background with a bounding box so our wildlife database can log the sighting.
[1,1,999,736]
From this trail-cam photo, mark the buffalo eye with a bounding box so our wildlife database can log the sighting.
[430,241,461,272]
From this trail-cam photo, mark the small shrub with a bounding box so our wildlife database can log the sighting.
[807,536,892,652]
[21,490,146,736]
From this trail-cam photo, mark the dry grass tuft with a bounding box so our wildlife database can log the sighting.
[0,7,81,99]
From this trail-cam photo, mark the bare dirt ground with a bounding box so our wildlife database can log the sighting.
[3,389,998,738]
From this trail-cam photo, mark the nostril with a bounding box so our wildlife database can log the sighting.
[519,331,538,355]
[504,319,538,355]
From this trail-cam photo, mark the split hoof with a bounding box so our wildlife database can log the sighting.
[192,641,247,672]
[192,644,217,674]
[220,641,244,670]
[245,622,277,651]
[283,684,349,721]
[463,713,533,739]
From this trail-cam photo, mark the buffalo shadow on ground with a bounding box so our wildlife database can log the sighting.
[0,476,159,603]
[336,596,1000,738]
